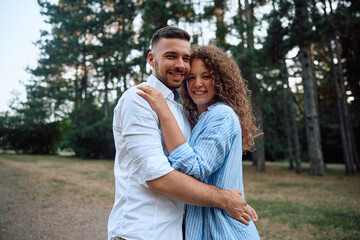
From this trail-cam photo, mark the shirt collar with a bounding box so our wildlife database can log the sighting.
[146,75,181,102]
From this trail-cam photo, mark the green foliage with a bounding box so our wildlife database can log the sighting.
[68,97,114,159]
[262,90,288,161]
[0,113,8,149]
[0,78,66,154]
[3,119,65,154]
[3,0,359,165]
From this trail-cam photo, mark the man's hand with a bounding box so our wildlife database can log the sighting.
[245,204,259,224]
[147,171,254,226]
[223,189,251,226]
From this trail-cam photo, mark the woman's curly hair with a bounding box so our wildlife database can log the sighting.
[180,45,261,153]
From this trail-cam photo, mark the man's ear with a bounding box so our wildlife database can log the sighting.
[148,52,155,68]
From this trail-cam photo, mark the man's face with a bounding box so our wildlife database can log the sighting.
[148,38,191,89]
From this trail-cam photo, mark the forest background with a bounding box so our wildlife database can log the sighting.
[0,0,359,176]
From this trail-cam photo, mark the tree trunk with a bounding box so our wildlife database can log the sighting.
[214,0,227,49]
[237,0,245,49]
[289,89,302,174]
[244,0,254,50]
[281,60,302,173]
[81,47,88,101]
[284,86,294,170]
[73,66,81,125]
[244,0,265,172]
[103,72,109,118]
[298,46,325,175]
[253,104,265,172]
[329,29,360,173]
[333,31,360,172]
[327,36,354,174]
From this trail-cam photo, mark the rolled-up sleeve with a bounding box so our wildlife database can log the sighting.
[168,112,237,181]
[115,88,174,185]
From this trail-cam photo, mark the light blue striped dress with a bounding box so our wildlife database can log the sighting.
[168,103,260,240]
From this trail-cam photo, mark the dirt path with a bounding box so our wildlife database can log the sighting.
[0,155,114,240]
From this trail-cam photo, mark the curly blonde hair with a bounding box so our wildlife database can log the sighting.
[180,45,261,152]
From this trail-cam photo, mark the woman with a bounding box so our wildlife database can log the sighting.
[137,45,261,239]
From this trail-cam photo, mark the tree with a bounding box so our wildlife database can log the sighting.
[262,1,302,172]
[313,0,360,174]
[91,0,137,115]
[340,0,360,172]
[2,79,65,154]
[135,0,195,82]
[292,0,325,175]
[230,0,267,172]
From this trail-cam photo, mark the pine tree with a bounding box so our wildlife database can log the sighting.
[292,0,325,175]
[230,0,268,172]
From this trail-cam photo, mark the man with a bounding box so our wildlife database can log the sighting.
[108,26,251,240]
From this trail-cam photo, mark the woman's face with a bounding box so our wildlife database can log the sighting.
[187,58,216,115]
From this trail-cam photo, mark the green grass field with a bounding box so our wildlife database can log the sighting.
[243,162,360,239]
[1,153,359,239]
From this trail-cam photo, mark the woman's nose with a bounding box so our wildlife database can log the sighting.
[193,77,203,87]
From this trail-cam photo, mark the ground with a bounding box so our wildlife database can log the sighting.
[1,153,360,240]
[0,154,114,240]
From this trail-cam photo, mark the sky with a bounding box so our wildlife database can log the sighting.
[0,1,49,112]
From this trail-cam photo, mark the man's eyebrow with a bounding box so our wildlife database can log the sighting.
[163,51,178,55]
[163,52,191,58]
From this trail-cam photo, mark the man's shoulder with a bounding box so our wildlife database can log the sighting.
[116,83,147,106]
[121,84,142,99]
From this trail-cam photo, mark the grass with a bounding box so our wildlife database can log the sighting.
[1,153,359,239]
[0,153,115,203]
[243,162,360,239]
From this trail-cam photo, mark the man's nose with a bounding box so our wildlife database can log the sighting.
[174,58,185,70]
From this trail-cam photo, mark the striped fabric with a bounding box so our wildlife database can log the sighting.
[168,103,260,240]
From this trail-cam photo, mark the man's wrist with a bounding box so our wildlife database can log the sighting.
[208,185,229,209]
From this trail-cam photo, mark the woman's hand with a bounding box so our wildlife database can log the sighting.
[137,85,169,116]
[245,204,259,224]
[137,84,186,153]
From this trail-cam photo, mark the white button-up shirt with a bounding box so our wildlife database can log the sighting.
[108,75,191,240]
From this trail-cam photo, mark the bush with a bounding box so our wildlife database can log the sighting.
[68,98,115,159]
[69,118,114,159]
[2,120,65,154]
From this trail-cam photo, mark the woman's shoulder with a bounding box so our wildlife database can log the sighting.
[201,103,241,134]
[208,103,236,117]
[207,103,239,124]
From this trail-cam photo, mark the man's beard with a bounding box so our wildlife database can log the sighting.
[153,59,184,89]
[154,60,166,85]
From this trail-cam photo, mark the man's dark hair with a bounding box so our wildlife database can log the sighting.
[151,26,190,49]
